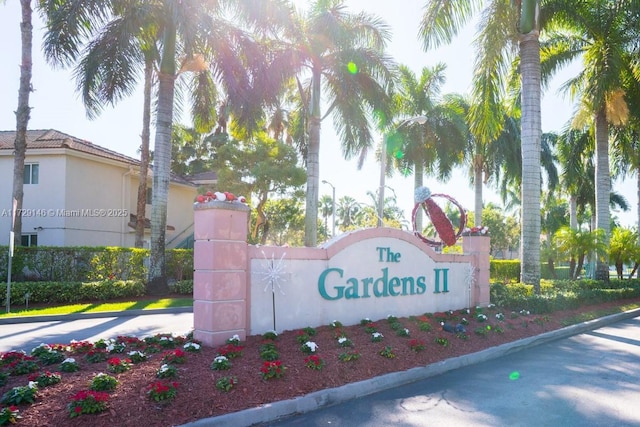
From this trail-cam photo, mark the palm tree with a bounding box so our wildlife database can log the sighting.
[554,226,606,280]
[281,1,394,247]
[420,0,544,290]
[40,0,290,293]
[391,64,467,231]
[612,81,640,247]
[319,195,334,237]
[609,227,639,279]
[336,196,362,231]
[541,0,640,281]
[556,127,592,230]
[11,0,34,248]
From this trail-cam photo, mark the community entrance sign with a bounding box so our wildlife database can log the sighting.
[193,200,489,347]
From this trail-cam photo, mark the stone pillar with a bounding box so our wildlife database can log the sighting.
[462,235,491,307]
[193,201,250,347]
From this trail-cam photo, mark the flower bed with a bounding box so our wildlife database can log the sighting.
[0,299,638,427]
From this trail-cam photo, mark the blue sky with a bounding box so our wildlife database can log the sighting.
[0,1,635,227]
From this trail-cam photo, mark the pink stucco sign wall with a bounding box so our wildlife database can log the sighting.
[193,201,490,347]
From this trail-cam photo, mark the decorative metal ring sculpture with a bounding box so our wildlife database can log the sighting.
[412,187,467,247]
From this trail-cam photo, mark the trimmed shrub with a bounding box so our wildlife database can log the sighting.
[3,280,145,306]
[0,246,192,283]
[490,260,520,283]
[169,280,193,295]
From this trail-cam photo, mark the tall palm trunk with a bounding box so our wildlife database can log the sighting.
[569,195,578,230]
[149,20,176,295]
[304,67,322,247]
[637,172,640,250]
[135,57,153,248]
[413,162,424,231]
[519,28,542,292]
[473,154,483,226]
[594,107,610,281]
[12,0,33,247]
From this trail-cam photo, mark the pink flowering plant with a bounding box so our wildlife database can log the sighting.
[304,355,325,371]
[68,390,109,418]
[147,381,178,402]
[408,339,427,352]
[215,376,238,392]
[161,349,186,364]
[216,344,243,359]
[0,405,21,425]
[260,360,286,380]
[106,357,132,374]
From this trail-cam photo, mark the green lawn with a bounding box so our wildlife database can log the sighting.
[0,298,193,318]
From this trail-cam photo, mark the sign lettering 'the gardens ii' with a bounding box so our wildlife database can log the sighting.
[318,247,449,301]
[318,246,451,300]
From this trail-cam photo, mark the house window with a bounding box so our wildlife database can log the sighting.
[21,233,38,247]
[146,187,152,204]
[24,163,39,184]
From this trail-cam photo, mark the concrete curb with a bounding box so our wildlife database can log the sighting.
[180,307,640,427]
[0,306,193,325]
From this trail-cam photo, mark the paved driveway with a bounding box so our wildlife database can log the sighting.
[0,311,193,352]
[257,316,640,427]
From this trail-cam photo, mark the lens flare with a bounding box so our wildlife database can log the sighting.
[347,62,358,74]
[509,371,520,380]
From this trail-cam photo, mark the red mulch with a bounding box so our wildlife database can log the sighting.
[1,298,638,427]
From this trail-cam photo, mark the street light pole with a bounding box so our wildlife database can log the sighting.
[322,180,336,237]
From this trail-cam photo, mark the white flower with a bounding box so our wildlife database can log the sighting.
[488,303,495,308]
[95,372,108,377]
[465,309,470,314]
[230,334,240,342]
[28,381,38,389]
[33,343,49,351]
[106,344,115,352]
[128,351,143,357]
[62,357,76,364]
[462,318,467,323]
[214,356,228,363]
[184,342,201,350]
[338,337,348,344]
[496,313,505,320]
[372,332,383,338]
[304,341,319,352]
[159,364,171,372]
[404,328,409,334]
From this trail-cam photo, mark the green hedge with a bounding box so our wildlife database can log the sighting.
[3,280,146,306]
[0,246,193,283]
[490,260,520,283]
[169,280,193,294]
[490,278,640,313]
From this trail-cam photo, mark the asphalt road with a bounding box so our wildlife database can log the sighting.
[255,316,640,427]
[0,311,194,352]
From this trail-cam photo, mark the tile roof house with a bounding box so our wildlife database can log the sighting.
[0,129,197,248]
